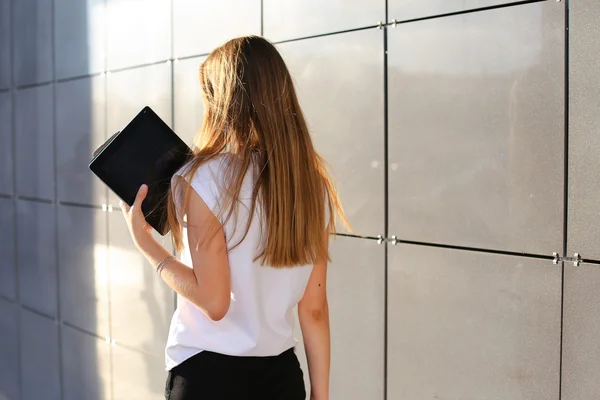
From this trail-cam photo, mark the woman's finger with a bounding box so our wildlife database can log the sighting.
[133,184,148,209]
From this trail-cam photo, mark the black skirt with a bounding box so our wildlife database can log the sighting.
[164,347,306,400]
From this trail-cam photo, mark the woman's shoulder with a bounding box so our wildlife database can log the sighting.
[177,153,231,182]
[171,154,232,215]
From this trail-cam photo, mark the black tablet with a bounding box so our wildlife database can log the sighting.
[89,106,192,235]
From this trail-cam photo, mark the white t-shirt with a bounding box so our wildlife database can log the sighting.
[164,154,314,371]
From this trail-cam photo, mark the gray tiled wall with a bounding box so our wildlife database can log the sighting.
[388,244,561,399]
[563,0,600,399]
[387,1,564,255]
[12,0,53,86]
[0,0,595,399]
[172,0,261,58]
[278,28,385,236]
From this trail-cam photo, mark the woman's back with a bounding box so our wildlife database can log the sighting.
[166,155,314,369]
[137,35,349,399]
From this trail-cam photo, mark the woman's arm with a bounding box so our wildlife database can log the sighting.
[122,183,231,321]
[298,230,331,400]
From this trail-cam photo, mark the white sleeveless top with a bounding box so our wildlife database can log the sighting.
[164,154,314,371]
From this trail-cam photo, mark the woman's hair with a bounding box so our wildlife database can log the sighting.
[167,35,348,267]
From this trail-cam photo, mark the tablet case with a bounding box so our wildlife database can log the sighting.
[89,106,192,235]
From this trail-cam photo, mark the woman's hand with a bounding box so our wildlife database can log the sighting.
[120,184,154,249]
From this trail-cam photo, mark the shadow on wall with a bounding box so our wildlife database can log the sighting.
[0,0,108,399]
[53,0,105,397]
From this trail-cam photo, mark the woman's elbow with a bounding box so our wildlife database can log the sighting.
[204,296,231,322]
[298,301,329,322]
[206,308,228,322]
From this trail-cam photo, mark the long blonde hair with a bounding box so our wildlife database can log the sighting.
[167,35,348,267]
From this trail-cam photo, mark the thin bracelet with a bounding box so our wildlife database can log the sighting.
[156,256,176,276]
[156,256,175,276]
[155,256,174,272]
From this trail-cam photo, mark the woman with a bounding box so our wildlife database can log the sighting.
[120,35,347,400]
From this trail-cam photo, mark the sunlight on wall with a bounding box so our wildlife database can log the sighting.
[105,0,171,69]
[88,0,106,74]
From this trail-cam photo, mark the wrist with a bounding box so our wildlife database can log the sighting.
[135,234,159,255]
[135,235,174,273]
